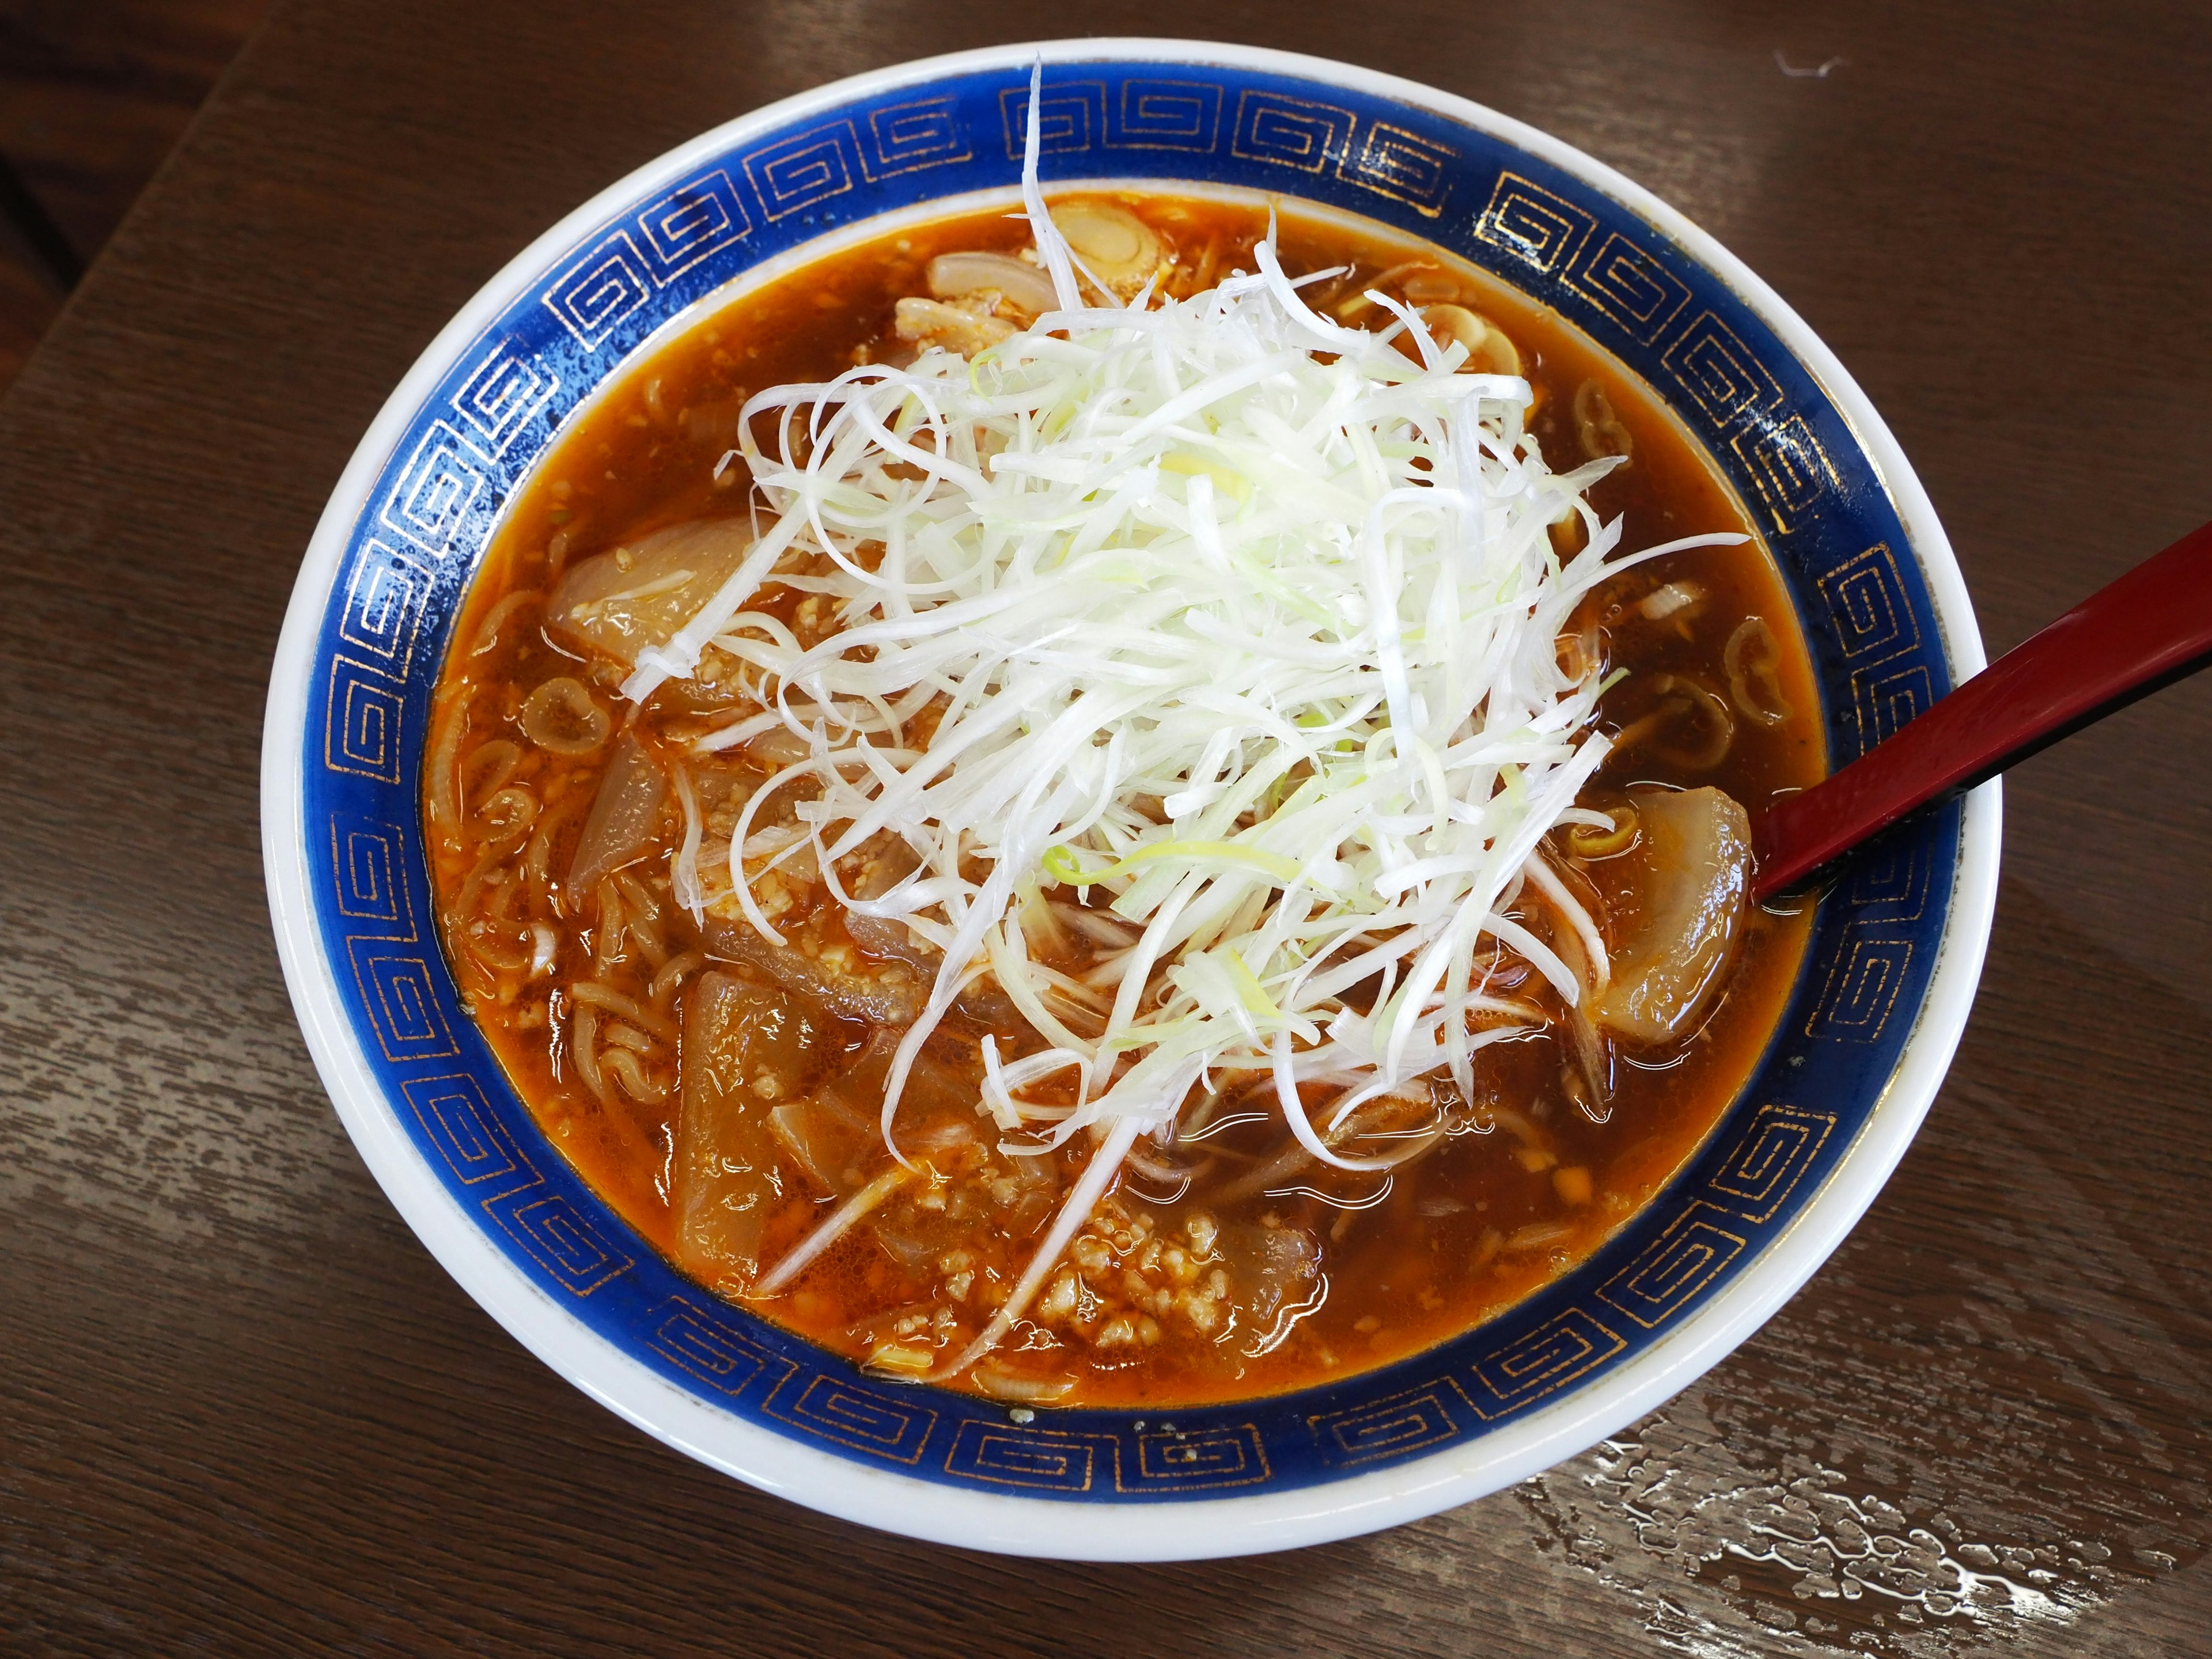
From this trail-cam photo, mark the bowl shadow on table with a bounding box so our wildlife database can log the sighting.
[4,885,2209,1657]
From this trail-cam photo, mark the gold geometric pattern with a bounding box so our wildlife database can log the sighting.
[377,419,493,559]
[866,96,974,177]
[1805,935,1915,1043]
[1230,88,1356,174]
[482,1188,634,1296]
[1130,1423,1270,1489]
[331,819,405,925]
[400,1073,528,1188]
[1596,1203,1748,1329]
[946,1421,1119,1491]
[1847,652,1936,751]
[647,1297,797,1400]
[1816,543,1918,661]
[934,1419,1272,1491]
[743,121,866,222]
[996,81,1106,156]
[1662,310,1786,428]
[1705,1103,1835,1222]
[336,539,433,679]
[448,341,559,459]
[1563,228,1691,345]
[1471,170,1595,275]
[1729,412,1840,534]
[986,75,1454,218]
[1474,184,1836,533]
[349,948,452,1060]
[635,168,751,278]
[329,816,457,1062]
[1467,1307,1626,1419]
[1108,78,1222,151]
[541,228,655,350]
[323,657,404,784]
[1309,1380,1474,1465]
[1340,121,1456,216]
[766,1374,935,1464]
[540,169,754,351]
[1844,838,1928,923]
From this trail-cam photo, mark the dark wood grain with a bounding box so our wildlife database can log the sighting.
[0,0,268,386]
[3,2,2209,1653]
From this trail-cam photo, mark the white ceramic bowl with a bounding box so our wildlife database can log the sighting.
[263,37,1998,1560]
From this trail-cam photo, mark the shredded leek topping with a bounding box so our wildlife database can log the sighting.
[624,69,1741,1367]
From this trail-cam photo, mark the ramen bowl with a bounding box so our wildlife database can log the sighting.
[262,37,1998,1560]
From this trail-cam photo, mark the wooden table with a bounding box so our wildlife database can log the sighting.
[6,3,2209,1652]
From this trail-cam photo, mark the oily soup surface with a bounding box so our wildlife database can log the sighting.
[426,195,1823,1409]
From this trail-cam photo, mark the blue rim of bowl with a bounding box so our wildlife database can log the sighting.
[289,48,1964,1507]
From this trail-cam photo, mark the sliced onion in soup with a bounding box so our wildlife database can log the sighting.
[926,250,1059,317]
[673,972,836,1290]
[546,517,754,670]
[567,733,668,897]
[769,1093,880,1198]
[1591,787,1753,1045]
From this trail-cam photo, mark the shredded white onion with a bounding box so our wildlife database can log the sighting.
[636,66,1745,1354]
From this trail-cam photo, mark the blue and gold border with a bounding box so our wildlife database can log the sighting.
[300,58,1957,1502]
